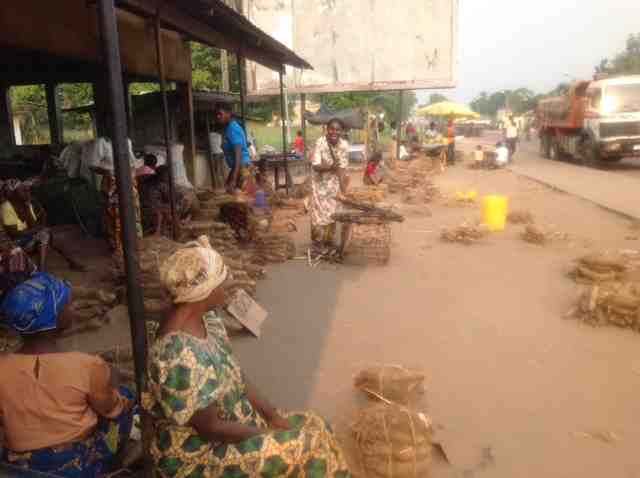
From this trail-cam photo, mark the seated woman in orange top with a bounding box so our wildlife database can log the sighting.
[0,272,135,478]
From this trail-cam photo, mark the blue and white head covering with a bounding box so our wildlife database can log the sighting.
[1,272,71,335]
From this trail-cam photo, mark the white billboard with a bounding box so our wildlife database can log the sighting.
[245,0,458,95]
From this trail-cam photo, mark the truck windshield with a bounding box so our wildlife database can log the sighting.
[603,83,640,113]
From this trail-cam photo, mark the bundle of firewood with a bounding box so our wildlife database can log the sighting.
[193,192,234,220]
[348,186,388,204]
[0,328,21,353]
[569,252,629,285]
[522,224,548,245]
[567,281,640,330]
[254,233,296,264]
[402,181,439,205]
[441,224,488,245]
[508,210,535,225]
[64,285,119,335]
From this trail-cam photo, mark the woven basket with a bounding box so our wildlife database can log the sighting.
[346,222,391,265]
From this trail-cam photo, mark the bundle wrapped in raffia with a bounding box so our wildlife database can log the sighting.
[567,281,640,330]
[507,210,535,225]
[193,192,235,221]
[0,328,22,353]
[348,186,388,204]
[569,251,629,285]
[441,223,488,245]
[522,224,547,245]
[352,404,433,478]
[354,365,425,405]
[254,233,296,264]
[63,285,119,335]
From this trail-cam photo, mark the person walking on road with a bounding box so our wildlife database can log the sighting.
[505,117,518,162]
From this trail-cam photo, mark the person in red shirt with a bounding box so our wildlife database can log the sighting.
[292,130,305,158]
[363,152,383,186]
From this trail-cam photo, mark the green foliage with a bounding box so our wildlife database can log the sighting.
[597,33,640,75]
[10,85,49,144]
[427,93,448,105]
[191,42,222,91]
[470,88,540,117]
[315,91,417,122]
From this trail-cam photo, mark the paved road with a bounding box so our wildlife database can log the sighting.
[462,133,640,220]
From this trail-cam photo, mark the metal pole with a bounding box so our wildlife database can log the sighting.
[96,2,150,476]
[154,11,179,240]
[237,54,247,130]
[279,68,289,194]
[396,90,404,162]
[301,93,307,161]
[45,83,63,145]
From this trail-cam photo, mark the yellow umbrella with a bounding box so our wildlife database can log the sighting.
[416,101,480,119]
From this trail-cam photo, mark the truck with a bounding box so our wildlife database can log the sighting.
[537,75,640,164]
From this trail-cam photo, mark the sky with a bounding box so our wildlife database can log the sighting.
[418,0,640,105]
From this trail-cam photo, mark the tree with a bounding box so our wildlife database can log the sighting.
[317,91,417,123]
[428,93,448,105]
[598,33,640,76]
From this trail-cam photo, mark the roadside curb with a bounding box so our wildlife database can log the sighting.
[507,166,640,223]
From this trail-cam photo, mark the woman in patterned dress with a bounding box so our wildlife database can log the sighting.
[309,119,350,256]
[143,236,352,478]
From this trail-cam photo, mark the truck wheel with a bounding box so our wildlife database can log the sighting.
[540,135,551,159]
[583,138,601,167]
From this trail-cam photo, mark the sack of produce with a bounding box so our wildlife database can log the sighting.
[352,403,433,478]
[354,365,425,405]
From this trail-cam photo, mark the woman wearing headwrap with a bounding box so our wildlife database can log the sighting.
[309,118,350,256]
[0,273,136,477]
[143,237,351,478]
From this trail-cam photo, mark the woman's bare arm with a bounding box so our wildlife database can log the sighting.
[189,403,264,444]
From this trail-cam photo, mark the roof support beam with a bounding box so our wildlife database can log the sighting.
[114,0,285,71]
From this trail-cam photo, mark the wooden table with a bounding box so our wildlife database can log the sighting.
[254,153,306,192]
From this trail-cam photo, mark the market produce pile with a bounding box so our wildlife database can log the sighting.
[351,365,433,478]
[441,223,488,245]
[567,251,640,331]
[347,185,389,204]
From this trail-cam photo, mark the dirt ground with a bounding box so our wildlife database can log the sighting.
[233,148,640,477]
[48,142,640,477]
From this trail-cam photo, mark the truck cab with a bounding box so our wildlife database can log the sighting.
[584,75,640,161]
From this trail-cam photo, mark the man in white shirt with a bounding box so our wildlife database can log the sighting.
[505,117,518,161]
[494,142,509,168]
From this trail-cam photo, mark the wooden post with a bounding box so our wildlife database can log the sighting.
[301,93,307,161]
[124,81,135,140]
[279,68,289,194]
[205,111,217,188]
[395,90,404,162]
[177,80,197,189]
[154,10,179,240]
[95,2,150,476]
[0,85,16,147]
[45,83,63,145]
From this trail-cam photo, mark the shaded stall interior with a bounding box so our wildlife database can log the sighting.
[0,1,311,474]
